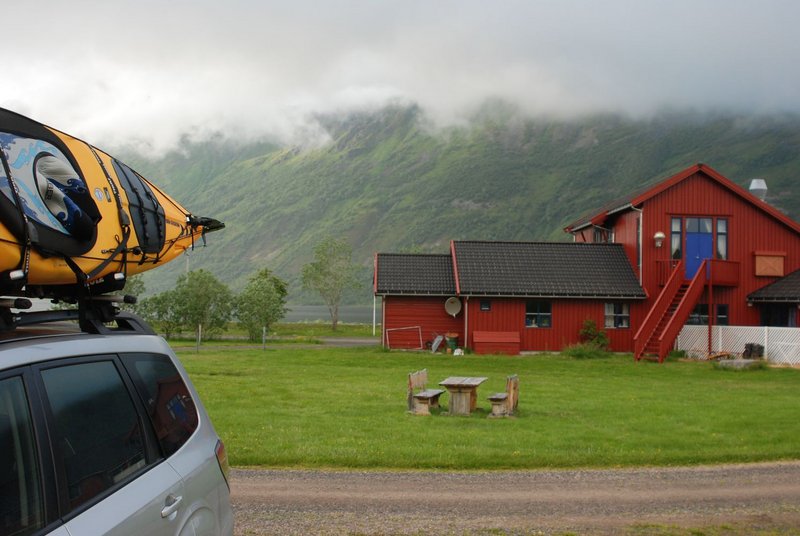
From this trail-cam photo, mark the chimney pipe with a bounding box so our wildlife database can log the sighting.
[749,179,768,201]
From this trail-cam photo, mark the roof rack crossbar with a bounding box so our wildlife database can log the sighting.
[0,294,153,335]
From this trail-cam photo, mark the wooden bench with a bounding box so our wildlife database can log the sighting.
[407,369,445,416]
[487,374,519,417]
[472,331,521,355]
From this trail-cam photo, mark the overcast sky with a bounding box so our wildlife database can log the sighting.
[3,0,799,154]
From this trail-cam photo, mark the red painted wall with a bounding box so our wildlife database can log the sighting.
[614,210,641,279]
[634,172,800,326]
[466,297,641,352]
[382,296,463,349]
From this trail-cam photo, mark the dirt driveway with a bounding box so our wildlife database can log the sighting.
[230,461,800,535]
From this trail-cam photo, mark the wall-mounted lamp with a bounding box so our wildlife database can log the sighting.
[654,231,666,248]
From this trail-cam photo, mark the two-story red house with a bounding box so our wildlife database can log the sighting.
[374,164,800,359]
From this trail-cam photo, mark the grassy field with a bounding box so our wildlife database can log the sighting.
[160,322,377,346]
[270,321,377,338]
[178,346,800,470]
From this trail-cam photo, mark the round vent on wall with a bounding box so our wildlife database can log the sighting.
[444,297,462,317]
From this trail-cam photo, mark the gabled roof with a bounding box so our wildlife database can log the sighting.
[451,241,645,298]
[565,163,800,235]
[374,253,456,295]
[748,269,800,303]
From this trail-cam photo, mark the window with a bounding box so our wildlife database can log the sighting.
[760,303,796,327]
[716,304,729,326]
[525,301,551,328]
[41,361,146,513]
[480,300,491,312]
[123,354,198,457]
[687,304,709,325]
[686,217,712,234]
[604,303,630,328]
[672,216,730,262]
[670,217,682,260]
[687,304,728,325]
[716,219,728,260]
[0,376,45,536]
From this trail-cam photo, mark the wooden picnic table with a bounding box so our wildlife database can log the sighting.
[438,376,488,415]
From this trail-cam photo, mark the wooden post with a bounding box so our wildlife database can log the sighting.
[708,260,714,357]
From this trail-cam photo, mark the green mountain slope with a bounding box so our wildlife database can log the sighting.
[121,105,800,300]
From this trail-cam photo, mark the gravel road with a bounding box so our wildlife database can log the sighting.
[230,462,800,535]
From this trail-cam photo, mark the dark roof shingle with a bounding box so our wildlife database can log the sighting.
[375,253,456,295]
[748,269,800,302]
[452,241,645,298]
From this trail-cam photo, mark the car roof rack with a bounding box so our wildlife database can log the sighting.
[0,272,155,335]
[0,296,155,335]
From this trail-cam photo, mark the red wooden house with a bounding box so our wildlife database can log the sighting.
[375,242,646,353]
[374,164,800,359]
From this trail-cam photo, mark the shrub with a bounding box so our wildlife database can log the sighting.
[712,360,769,372]
[578,319,610,350]
[562,342,611,359]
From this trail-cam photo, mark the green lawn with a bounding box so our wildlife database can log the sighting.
[271,321,377,338]
[160,322,377,346]
[178,346,800,470]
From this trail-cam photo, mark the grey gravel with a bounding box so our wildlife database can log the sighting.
[230,461,800,535]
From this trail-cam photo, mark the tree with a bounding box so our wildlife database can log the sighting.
[172,269,233,340]
[237,268,289,341]
[120,274,146,314]
[139,290,182,339]
[301,236,361,331]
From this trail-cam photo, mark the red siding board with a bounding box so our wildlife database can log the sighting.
[383,296,463,349]
[467,298,637,352]
[618,170,800,331]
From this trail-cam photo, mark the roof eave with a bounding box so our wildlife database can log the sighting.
[376,290,456,296]
[747,296,800,303]
[458,292,647,299]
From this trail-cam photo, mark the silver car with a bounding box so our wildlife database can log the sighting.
[0,304,233,536]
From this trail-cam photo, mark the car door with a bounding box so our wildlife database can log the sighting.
[37,358,187,536]
[121,352,228,536]
[0,374,48,536]
[62,460,186,536]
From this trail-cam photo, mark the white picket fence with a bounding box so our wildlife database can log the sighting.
[676,325,800,365]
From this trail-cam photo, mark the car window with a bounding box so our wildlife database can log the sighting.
[123,354,198,457]
[0,376,45,536]
[40,361,146,513]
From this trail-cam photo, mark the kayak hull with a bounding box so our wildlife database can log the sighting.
[0,109,220,289]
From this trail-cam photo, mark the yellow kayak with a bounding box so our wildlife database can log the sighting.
[0,108,223,293]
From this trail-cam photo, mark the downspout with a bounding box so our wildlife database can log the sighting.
[631,205,644,285]
[381,295,386,348]
[464,296,469,351]
[372,253,379,339]
[451,240,466,349]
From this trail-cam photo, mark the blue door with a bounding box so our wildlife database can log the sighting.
[684,217,713,279]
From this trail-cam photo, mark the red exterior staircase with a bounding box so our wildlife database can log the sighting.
[634,260,707,363]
